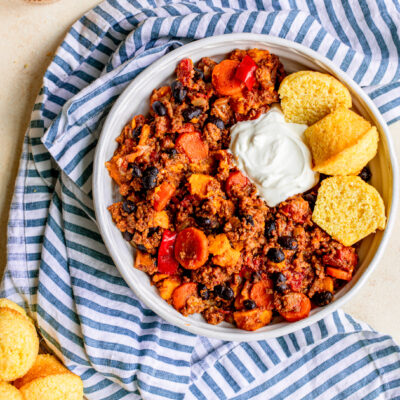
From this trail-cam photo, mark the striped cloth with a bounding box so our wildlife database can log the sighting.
[1,0,400,398]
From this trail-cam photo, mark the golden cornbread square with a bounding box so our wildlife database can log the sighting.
[278,71,352,125]
[312,176,386,246]
[304,107,379,175]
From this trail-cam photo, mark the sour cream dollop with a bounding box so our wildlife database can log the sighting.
[229,105,319,207]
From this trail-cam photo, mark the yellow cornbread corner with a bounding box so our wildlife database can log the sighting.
[278,71,352,125]
[15,355,83,400]
[0,308,39,382]
[0,299,27,317]
[304,107,379,175]
[0,381,23,400]
[312,176,386,246]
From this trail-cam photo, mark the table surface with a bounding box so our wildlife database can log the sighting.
[1,0,399,342]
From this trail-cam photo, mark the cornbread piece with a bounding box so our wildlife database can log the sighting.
[0,381,23,400]
[18,374,83,400]
[0,299,26,317]
[278,71,352,125]
[304,107,379,175]
[0,308,39,382]
[15,355,83,400]
[312,176,386,246]
[14,355,68,389]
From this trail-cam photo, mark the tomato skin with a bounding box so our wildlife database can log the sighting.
[323,247,358,270]
[176,58,194,86]
[157,230,179,275]
[235,55,258,90]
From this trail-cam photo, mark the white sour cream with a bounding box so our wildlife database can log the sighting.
[229,105,319,207]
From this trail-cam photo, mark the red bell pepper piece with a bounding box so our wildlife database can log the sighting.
[157,230,179,275]
[235,55,258,90]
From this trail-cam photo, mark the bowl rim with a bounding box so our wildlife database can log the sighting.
[93,33,399,341]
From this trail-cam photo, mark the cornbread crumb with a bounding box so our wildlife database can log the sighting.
[278,71,352,125]
[312,176,386,246]
[0,299,27,317]
[0,308,39,382]
[304,107,379,175]
[0,381,23,400]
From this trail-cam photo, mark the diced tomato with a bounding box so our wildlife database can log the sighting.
[176,58,194,86]
[157,230,179,275]
[279,197,311,224]
[235,55,258,90]
[323,246,358,271]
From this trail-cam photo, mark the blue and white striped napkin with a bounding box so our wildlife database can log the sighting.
[2,1,400,399]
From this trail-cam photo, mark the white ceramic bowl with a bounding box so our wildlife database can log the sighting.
[93,33,399,341]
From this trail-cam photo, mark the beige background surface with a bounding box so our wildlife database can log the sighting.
[0,0,399,341]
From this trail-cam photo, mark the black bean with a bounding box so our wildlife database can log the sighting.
[194,68,204,81]
[303,193,317,211]
[148,227,159,236]
[358,166,372,182]
[275,282,288,294]
[205,115,225,130]
[243,299,256,310]
[167,148,178,157]
[265,220,276,239]
[244,215,255,226]
[221,286,234,300]
[142,166,159,190]
[198,283,209,300]
[132,125,142,139]
[182,107,202,122]
[196,216,219,231]
[272,272,287,284]
[137,244,147,252]
[152,101,167,116]
[123,231,133,242]
[312,291,333,306]
[171,80,187,104]
[130,164,142,178]
[271,272,288,294]
[122,200,136,214]
[278,236,298,250]
[214,285,234,300]
[267,248,285,263]
[214,285,224,297]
